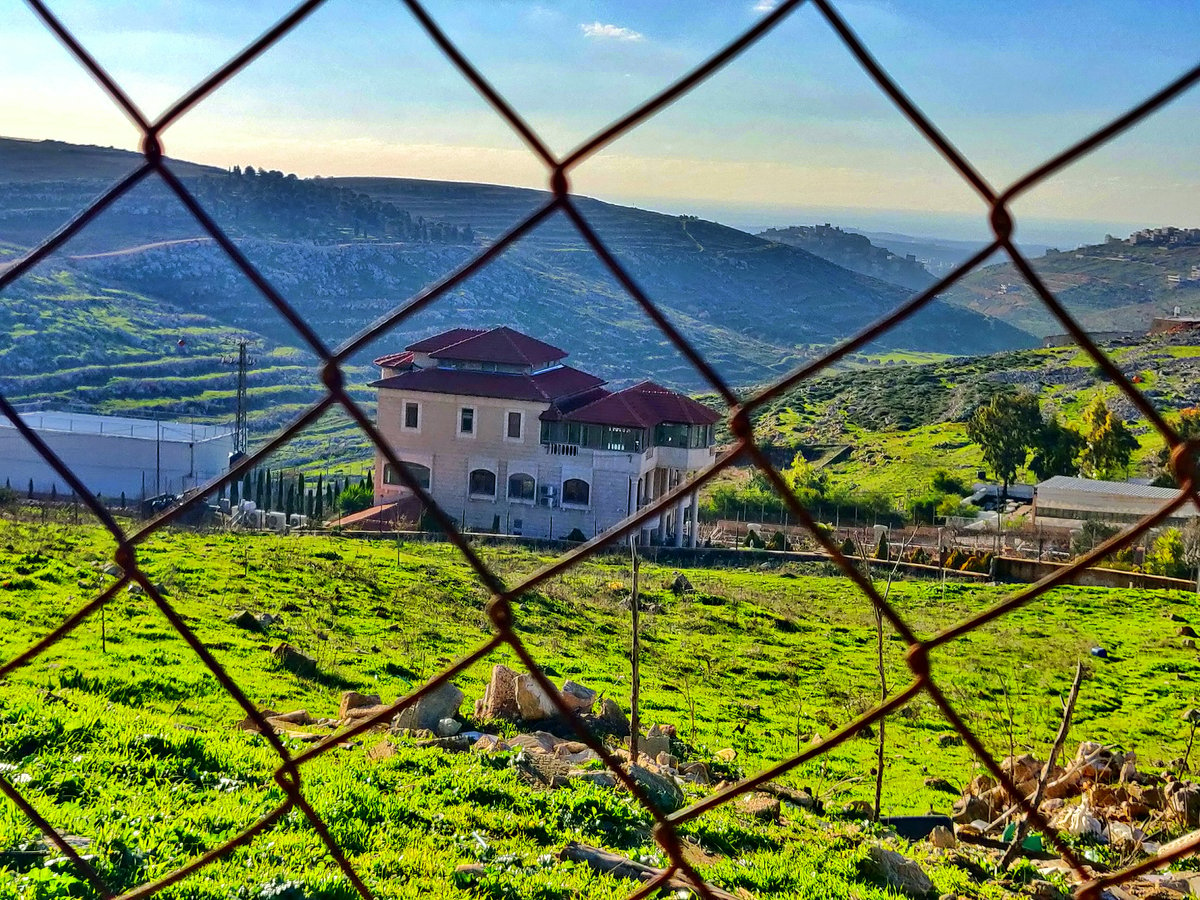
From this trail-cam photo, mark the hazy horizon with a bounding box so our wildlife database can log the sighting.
[1,1,1195,242]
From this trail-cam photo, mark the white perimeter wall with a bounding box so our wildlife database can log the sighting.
[0,426,233,499]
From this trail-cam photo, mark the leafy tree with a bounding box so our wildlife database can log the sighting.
[965,392,1042,499]
[1153,408,1200,487]
[1080,397,1138,480]
[1028,414,1084,481]
[931,469,969,495]
[337,481,373,514]
[1146,528,1189,579]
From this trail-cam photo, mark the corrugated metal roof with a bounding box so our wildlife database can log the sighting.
[1037,475,1186,501]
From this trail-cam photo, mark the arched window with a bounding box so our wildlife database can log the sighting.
[468,468,496,498]
[562,478,590,506]
[508,472,535,502]
[384,462,430,490]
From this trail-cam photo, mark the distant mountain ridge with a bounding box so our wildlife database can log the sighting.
[0,137,1034,411]
[756,224,936,292]
[942,228,1200,336]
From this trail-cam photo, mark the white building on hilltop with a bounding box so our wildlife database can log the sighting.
[371,327,719,543]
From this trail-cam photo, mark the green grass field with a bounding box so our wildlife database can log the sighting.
[2,521,1199,898]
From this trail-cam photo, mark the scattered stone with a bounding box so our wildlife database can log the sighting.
[473,735,510,753]
[560,680,597,714]
[1169,784,1200,826]
[393,681,464,733]
[951,795,990,825]
[586,697,627,737]
[863,846,934,897]
[272,643,317,678]
[481,664,520,720]
[924,777,959,795]
[628,763,685,813]
[229,609,261,630]
[679,761,710,784]
[102,563,122,577]
[715,747,737,763]
[1170,613,1188,622]
[340,692,382,720]
[639,725,671,759]
[656,751,678,769]
[436,717,461,737]
[936,733,962,748]
[1184,639,1197,650]
[270,709,312,725]
[1181,626,1199,638]
[367,740,396,761]
[929,826,956,849]
[670,572,693,594]
[570,769,617,789]
[514,673,558,721]
[738,793,781,821]
[509,731,562,754]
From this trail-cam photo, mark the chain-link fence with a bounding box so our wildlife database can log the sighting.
[2,1,1199,897]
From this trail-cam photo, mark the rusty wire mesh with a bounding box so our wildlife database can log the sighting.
[2,1,1200,898]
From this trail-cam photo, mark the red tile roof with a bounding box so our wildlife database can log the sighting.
[562,381,721,428]
[426,326,567,366]
[371,365,604,402]
[405,328,486,353]
[373,350,414,368]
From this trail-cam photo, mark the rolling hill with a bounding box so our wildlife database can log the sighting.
[942,229,1200,337]
[0,137,1041,468]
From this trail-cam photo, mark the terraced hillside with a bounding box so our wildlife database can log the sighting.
[1,139,1033,398]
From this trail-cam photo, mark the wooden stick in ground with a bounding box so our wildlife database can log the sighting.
[629,534,641,763]
[559,841,742,900]
[1000,659,1084,871]
[873,532,913,820]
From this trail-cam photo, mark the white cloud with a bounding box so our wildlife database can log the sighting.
[753,0,778,11]
[580,21,645,42]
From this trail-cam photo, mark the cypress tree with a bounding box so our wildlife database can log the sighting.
[230,478,239,506]
[242,471,252,505]
[27,478,33,499]
[285,484,294,518]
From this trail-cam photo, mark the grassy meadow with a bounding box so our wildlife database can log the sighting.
[2,521,1200,898]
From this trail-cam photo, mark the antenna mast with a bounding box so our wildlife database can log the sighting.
[223,338,256,457]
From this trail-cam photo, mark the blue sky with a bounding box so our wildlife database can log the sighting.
[2,1,1197,243]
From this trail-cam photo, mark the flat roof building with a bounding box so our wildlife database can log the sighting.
[0,410,233,499]
[1033,475,1200,529]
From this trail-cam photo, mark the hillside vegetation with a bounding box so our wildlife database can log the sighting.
[944,233,1200,337]
[744,334,1200,498]
[3,522,1200,897]
[0,138,1032,400]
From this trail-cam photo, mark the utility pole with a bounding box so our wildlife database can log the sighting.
[222,338,256,460]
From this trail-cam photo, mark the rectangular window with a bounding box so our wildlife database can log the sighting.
[402,401,420,430]
[459,407,475,436]
[506,410,523,441]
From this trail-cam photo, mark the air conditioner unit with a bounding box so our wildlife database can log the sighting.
[538,484,558,499]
